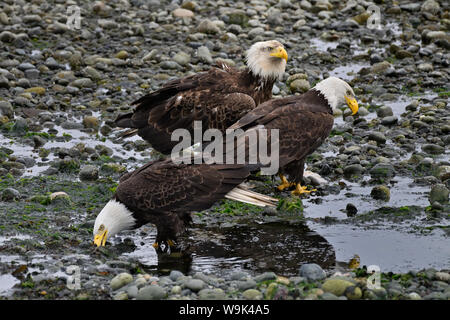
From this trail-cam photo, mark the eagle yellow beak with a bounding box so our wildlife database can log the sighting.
[270,46,288,62]
[93,229,108,247]
[345,96,359,115]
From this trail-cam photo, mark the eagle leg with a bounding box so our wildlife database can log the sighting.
[291,183,317,196]
[277,174,294,191]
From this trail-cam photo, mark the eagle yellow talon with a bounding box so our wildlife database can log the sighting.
[152,242,159,249]
[291,184,316,196]
[277,174,294,191]
[167,239,176,247]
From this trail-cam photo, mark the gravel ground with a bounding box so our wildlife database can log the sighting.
[0,0,449,300]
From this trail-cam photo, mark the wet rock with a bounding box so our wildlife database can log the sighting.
[321,279,354,296]
[173,52,191,66]
[431,201,444,211]
[83,116,100,129]
[407,292,422,300]
[171,286,182,295]
[25,87,46,95]
[82,66,102,81]
[368,132,387,144]
[436,166,450,182]
[371,185,390,201]
[50,192,70,202]
[100,163,126,174]
[237,279,257,290]
[227,10,249,26]
[0,101,13,119]
[422,144,444,155]
[71,78,94,88]
[113,291,128,300]
[0,31,16,43]
[267,7,282,25]
[299,263,326,282]
[160,61,181,70]
[371,61,392,74]
[173,8,194,18]
[254,272,277,282]
[429,184,449,204]
[344,164,364,176]
[381,116,398,126]
[184,279,205,292]
[230,271,249,281]
[344,286,362,300]
[197,46,213,64]
[370,163,395,179]
[320,292,340,300]
[115,50,129,60]
[136,285,166,300]
[0,75,9,88]
[346,203,358,216]
[2,187,20,201]
[376,106,393,118]
[110,273,133,291]
[421,0,440,14]
[197,19,220,34]
[290,79,310,93]
[79,165,99,181]
[418,63,433,72]
[248,27,264,39]
[198,288,226,300]
[435,272,450,282]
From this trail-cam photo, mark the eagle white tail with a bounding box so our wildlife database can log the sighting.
[225,183,278,208]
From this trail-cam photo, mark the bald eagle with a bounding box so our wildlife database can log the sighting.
[93,77,358,249]
[115,40,288,154]
[228,76,358,195]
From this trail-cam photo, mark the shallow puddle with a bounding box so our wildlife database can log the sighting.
[303,176,430,219]
[309,223,450,273]
[0,274,20,296]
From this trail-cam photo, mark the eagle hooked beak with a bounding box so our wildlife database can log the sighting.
[345,96,359,115]
[270,46,288,62]
[93,228,108,247]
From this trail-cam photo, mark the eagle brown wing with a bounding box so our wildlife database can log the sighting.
[115,66,257,154]
[228,90,334,182]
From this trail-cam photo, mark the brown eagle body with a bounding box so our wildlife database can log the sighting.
[115,62,276,154]
[229,89,335,186]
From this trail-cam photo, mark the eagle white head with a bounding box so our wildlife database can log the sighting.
[314,77,358,114]
[246,40,288,80]
[93,199,136,246]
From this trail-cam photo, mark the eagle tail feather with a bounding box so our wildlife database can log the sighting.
[117,128,138,138]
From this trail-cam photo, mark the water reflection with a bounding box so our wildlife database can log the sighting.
[120,222,336,277]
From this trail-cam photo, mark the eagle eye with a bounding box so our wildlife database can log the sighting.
[99,224,105,231]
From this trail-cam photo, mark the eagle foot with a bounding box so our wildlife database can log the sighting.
[291,184,317,196]
[277,174,295,191]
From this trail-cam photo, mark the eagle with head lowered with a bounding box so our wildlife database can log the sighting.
[115,40,288,154]
[93,77,358,249]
